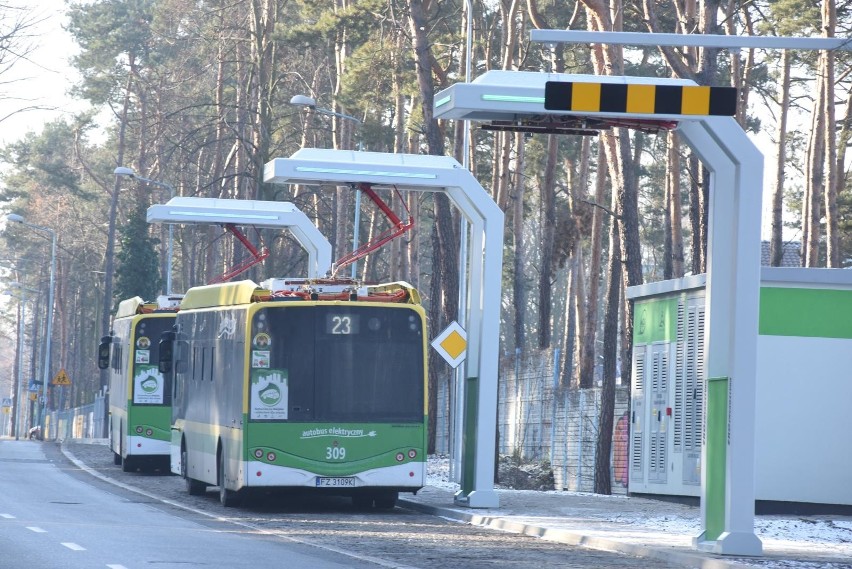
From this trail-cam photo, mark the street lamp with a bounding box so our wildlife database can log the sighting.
[6,214,56,433]
[114,167,176,295]
[290,95,364,279]
[289,95,363,126]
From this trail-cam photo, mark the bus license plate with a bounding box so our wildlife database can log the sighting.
[316,477,356,487]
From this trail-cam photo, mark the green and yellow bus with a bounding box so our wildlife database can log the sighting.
[159,279,428,508]
[98,296,180,472]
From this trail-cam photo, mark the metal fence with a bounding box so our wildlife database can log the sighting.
[436,347,630,494]
[44,394,108,441]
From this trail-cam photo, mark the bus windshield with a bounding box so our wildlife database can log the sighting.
[132,317,174,406]
[251,305,424,423]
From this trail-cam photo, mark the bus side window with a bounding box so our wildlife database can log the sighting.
[175,338,189,375]
[97,336,112,370]
[112,343,122,372]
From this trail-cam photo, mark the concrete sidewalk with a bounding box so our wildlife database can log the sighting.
[400,487,852,569]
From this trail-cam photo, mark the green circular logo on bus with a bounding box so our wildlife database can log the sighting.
[258,383,281,406]
[141,376,159,393]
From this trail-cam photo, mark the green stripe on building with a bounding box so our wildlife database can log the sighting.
[759,287,852,339]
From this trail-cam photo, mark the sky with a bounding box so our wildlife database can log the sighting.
[0,0,83,147]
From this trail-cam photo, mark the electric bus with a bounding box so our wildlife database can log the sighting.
[159,279,428,508]
[98,295,180,472]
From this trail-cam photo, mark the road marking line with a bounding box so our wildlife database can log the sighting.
[107,565,129,569]
[0,513,15,519]
[26,526,47,533]
[61,542,86,551]
[63,447,427,569]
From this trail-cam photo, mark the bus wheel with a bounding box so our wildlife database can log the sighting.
[374,491,398,510]
[218,449,241,507]
[121,455,135,473]
[114,425,123,465]
[182,447,206,496]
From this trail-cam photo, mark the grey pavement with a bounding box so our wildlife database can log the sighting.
[400,488,852,569]
[61,439,852,569]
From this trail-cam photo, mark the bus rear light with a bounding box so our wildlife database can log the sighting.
[408,449,417,459]
[137,443,141,448]
[409,471,414,477]
[146,429,153,436]
[257,471,262,477]
[266,452,276,462]
[136,426,143,434]
[396,453,404,462]
[254,449,264,459]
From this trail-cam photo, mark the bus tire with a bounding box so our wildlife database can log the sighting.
[182,446,206,496]
[218,448,241,507]
[374,491,398,510]
[121,455,134,473]
[114,423,123,465]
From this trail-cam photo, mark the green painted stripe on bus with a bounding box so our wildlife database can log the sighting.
[128,405,171,441]
[633,297,679,344]
[246,420,427,476]
[759,287,852,339]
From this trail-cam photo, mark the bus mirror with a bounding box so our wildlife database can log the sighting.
[97,336,112,370]
[159,331,175,374]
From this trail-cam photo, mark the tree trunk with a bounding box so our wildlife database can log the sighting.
[665,131,685,278]
[512,131,526,350]
[823,0,838,267]
[409,0,459,452]
[580,143,604,389]
[804,59,826,267]
[770,50,791,267]
[595,206,621,495]
[538,135,558,348]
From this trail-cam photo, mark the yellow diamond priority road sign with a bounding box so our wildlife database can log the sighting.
[431,321,467,369]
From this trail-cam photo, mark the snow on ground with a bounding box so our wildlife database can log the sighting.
[426,455,852,553]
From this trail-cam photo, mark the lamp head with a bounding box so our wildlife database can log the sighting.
[6,213,24,224]
[114,166,136,178]
[289,94,317,109]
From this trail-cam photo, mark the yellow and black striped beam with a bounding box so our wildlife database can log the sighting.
[544,81,737,117]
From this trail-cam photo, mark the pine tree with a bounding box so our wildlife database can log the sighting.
[114,201,163,304]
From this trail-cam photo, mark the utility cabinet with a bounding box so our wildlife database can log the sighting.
[627,268,852,506]
[629,276,705,497]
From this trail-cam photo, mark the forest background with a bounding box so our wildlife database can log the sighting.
[0,0,849,494]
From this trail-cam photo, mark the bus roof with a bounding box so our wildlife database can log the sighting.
[115,295,183,318]
[180,279,422,309]
[179,280,266,310]
[115,297,146,318]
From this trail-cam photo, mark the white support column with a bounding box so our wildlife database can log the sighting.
[679,119,763,556]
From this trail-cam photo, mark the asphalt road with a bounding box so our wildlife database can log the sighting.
[0,440,378,568]
[56,440,696,569]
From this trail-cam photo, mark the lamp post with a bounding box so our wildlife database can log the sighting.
[290,95,363,279]
[114,167,176,295]
[6,214,56,433]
